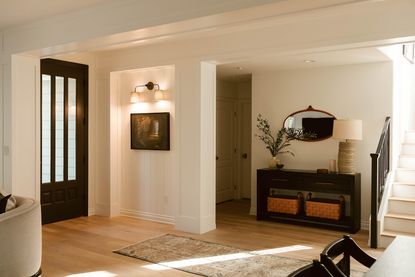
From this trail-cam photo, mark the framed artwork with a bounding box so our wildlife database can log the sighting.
[403,44,414,64]
[130,112,170,150]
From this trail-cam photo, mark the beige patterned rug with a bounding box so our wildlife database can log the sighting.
[114,234,312,276]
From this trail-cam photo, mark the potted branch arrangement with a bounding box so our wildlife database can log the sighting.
[256,114,315,168]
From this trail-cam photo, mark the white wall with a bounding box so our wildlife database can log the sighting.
[0,58,4,191]
[116,66,176,223]
[379,45,415,169]
[1,55,11,193]
[10,55,40,200]
[252,62,393,228]
[103,60,216,233]
[199,62,217,232]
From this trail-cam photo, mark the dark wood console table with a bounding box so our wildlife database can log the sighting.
[257,168,361,233]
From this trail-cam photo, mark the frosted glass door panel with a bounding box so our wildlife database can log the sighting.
[55,76,64,182]
[42,74,51,183]
[68,78,76,180]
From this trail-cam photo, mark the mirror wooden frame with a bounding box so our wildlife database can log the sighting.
[283,105,336,142]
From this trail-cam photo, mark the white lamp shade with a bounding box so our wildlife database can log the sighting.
[332,119,362,140]
[154,90,164,101]
[130,91,139,103]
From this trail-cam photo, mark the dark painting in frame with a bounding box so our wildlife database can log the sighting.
[131,112,170,150]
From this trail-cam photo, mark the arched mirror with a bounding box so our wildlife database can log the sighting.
[283,105,336,141]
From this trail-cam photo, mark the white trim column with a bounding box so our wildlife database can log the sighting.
[1,53,11,193]
[94,75,112,216]
[10,54,40,200]
[109,72,122,217]
[0,54,5,192]
[175,61,216,234]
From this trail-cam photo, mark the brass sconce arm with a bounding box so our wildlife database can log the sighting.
[133,81,160,93]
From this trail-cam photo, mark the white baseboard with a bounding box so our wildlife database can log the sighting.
[95,203,109,216]
[250,206,257,216]
[175,215,203,234]
[110,203,121,217]
[120,209,174,225]
[361,220,369,231]
[201,215,216,234]
[88,208,95,216]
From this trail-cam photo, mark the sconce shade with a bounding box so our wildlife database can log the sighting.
[154,90,164,101]
[332,119,362,140]
[130,91,139,103]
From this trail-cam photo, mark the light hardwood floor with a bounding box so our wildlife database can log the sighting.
[42,200,384,276]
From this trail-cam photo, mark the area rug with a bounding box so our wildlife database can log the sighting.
[114,234,314,276]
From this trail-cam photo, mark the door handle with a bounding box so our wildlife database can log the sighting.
[216,156,219,160]
[242,153,248,159]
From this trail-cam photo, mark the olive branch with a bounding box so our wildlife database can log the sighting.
[255,114,316,157]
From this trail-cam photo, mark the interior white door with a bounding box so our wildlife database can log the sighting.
[216,99,236,203]
[240,101,252,199]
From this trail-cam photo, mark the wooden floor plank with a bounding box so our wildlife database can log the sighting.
[42,200,384,276]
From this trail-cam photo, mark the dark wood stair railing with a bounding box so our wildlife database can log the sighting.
[370,117,391,248]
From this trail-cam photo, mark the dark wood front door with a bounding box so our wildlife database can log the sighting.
[40,59,88,224]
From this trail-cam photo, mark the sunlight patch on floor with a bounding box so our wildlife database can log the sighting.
[251,245,311,255]
[66,271,117,277]
[143,244,312,271]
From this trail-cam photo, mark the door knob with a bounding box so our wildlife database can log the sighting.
[216,156,219,160]
[242,153,248,159]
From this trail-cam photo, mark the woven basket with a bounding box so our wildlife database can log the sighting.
[267,192,304,215]
[306,193,345,220]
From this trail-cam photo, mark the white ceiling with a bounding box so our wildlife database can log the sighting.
[0,0,112,30]
[217,47,391,81]
[1,0,391,80]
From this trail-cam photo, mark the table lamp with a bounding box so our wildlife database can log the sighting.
[332,119,362,173]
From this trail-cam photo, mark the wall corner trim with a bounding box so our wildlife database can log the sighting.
[1,32,4,53]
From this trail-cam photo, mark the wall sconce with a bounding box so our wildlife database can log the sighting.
[130,81,164,103]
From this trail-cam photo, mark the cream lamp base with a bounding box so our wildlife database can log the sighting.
[338,141,356,173]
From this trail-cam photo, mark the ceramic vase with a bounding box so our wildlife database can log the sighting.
[269,156,279,168]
